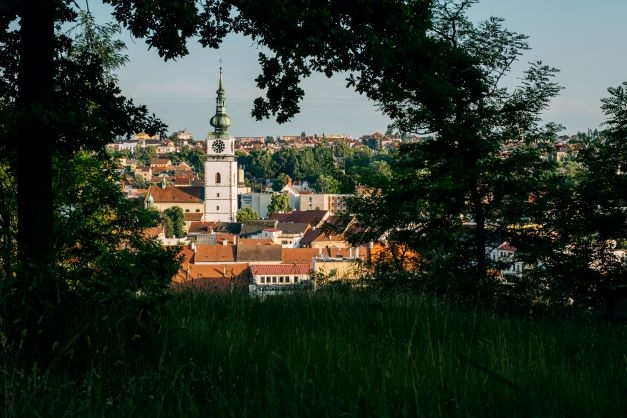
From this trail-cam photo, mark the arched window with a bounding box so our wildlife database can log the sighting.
[215,172,221,184]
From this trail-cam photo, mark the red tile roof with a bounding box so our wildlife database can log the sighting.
[194,244,237,263]
[144,226,163,239]
[281,247,321,264]
[150,159,172,167]
[172,263,250,291]
[250,264,311,276]
[178,245,195,264]
[147,185,203,204]
[238,238,275,246]
[499,242,517,252]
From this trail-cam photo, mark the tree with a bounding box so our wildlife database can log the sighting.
[0,163,16,280]
[267,192,290,216]
[1,4,167,361]
[348,160,393,188]
[237,207,259,223]
[342,0,562,301]
[246,148,275,179]
[274,173,291,191]
[316,174,341,194]
[162,206,186,238]
[134,145,157,165]
[179,145,207,174]
[517,84,627,309]
[25,151,179,362]
[2,1,165,277]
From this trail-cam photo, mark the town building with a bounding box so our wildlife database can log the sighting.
[248,264,312,296]
[239,192,274,219]
[488,241,525,279]
[204,67,238,222]
[144,182,205,224]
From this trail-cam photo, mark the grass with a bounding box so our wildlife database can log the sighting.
[2,290,626,417]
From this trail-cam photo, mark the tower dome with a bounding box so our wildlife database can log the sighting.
[209,66,231,135]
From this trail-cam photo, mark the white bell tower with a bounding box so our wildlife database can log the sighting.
[204,66,238,222]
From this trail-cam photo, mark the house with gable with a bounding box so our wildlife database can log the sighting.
[274,222,310,247]
[156,140,176,155]
[150,158,172,168]
[134,165,152,182]
[144,184,204,216]
[248,264,312,296]
[488,241,525,279]
[249,222,310,248]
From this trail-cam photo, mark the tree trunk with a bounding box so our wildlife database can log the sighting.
[16,0,56,274]
[470,183,487,281]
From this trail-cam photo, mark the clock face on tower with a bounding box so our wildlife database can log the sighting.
[212,139,225,153]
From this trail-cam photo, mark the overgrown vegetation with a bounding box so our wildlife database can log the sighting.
[2,291,624,417]
[0,4,177,366]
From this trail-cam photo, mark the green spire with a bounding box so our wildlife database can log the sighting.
[210,65,231,134]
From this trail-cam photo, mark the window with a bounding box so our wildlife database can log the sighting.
[216,206,220,211]
[195,209,200,212]
[217,193,220,197]
[215,172,221,184]
[185,209,190,212]
[294,276,299,283]
[260,277,265,284]
[279,277,284,283]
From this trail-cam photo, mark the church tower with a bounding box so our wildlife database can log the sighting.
[204,67,238,222]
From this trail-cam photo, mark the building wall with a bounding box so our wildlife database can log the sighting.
[151,201,204,215]
[204,137,238,222]
[312,259,361,282]
[239,192,273,219]
[298,193,349,213]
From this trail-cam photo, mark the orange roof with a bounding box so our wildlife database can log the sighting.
[250,264,311,276]
[281,247,321,264]
[238,238,275,246]
[195,244,236,263]
[150,159,172,166]
[143,226,163,239]
[172,263,250,291]
[174,263,249,281]
[188,221,214,234]
[147,185,202,204]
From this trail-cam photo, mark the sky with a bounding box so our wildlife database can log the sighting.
[94,1,627,139]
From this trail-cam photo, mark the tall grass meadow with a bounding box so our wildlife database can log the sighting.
[2,290,625,417]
